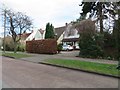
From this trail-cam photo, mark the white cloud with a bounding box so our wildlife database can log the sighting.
[0,0,82,32]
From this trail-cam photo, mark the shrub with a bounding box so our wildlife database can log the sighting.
[57,44,62,53]
[103,31,117,60]
[79,33,104,58]
[17,44,25,52]
[79,30,119,60]
[4,41,14,51]
[104,31,115,48]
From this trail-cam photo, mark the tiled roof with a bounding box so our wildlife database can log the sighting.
[18,33,31,40]
[55,26,66,39]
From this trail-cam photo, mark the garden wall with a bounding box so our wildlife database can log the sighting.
[26,39,57,54]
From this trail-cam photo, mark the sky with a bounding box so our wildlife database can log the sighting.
[0,0,82,37]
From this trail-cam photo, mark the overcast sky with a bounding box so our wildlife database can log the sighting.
[0,0,82,37]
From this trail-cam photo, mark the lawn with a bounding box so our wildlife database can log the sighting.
[43,59,119,77]
[2,52,32,59]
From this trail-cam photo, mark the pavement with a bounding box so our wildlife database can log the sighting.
[21,51,118,65]
[2,56,118,88]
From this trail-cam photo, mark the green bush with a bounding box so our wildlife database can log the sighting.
[104,31,115,48]
[4,41,14,51]
[57,44,62,53]
[79,33,104,58]
[17,44,25,52]
[79,30,119,60]
[103,31,117,60]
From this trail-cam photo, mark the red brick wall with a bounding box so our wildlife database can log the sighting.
[26,39,57,54]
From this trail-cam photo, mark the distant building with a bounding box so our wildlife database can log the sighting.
[54,26,67,44]
[54,19,96,49]
[26,29,45,41]
[24,19,95,50]
[18,33,31,45]
[54,23,79,49]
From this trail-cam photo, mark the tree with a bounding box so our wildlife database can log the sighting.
[2,8,33,53]
[79,1,120,60]
[76,14,86,22]
[76,20,103,58]
[80,2,112,34]
[79,32,104,58]
[45,23,55,39]
[112,2,120,68]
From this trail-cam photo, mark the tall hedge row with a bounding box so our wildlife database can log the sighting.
[26,39,57,54]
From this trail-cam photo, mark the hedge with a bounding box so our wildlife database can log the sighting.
[26,39,57,54]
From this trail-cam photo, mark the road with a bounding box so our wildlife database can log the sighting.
[2,56,118,88]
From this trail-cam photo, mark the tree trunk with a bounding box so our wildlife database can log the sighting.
[98,2,104,53]
[3,10,6,53]
[99,3,103,34]
[14,41,17,53]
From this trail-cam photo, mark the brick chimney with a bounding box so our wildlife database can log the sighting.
[65,23,68,26]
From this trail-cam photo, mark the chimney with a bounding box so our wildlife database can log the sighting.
[65,23,68,26]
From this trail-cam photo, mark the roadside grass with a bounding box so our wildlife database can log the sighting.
[43,59,119,77]
[2,52,32,59]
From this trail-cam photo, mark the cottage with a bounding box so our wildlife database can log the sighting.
[54,23,79,49]
[54,19,96,49]
[26,29,45,41]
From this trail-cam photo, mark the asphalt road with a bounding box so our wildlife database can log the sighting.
[2,56,118,88]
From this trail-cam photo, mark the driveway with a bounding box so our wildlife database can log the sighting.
[2,56,118,88]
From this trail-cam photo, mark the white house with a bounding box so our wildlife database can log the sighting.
[54,23,80,49]
[55,19,96,49]
[26,29,45,41]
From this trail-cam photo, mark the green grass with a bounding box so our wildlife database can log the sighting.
[2,52,32,59]
[43,59,119,77]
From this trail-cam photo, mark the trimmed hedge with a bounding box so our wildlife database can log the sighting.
[26,39,57,54]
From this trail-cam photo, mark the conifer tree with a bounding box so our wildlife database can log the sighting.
[45,23,55,39]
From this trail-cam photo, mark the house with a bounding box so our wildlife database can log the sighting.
[18,32,31,45]
[54,19,96,49]
[62,23,80,49]
[54,23,80,49]
[54,25,67,44]
[3,32,32,49]
[24,19,95,50]
[26,29,45,41]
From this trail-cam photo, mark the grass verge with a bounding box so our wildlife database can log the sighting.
[43,59,119,77]
[2,52,32,59]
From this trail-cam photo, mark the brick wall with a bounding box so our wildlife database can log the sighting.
[26,39,57,54]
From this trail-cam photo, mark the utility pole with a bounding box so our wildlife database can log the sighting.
[3,9,6,53]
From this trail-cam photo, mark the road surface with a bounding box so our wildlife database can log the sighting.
[2,56,118,88]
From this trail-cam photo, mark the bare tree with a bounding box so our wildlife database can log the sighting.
[2,8,33,53]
